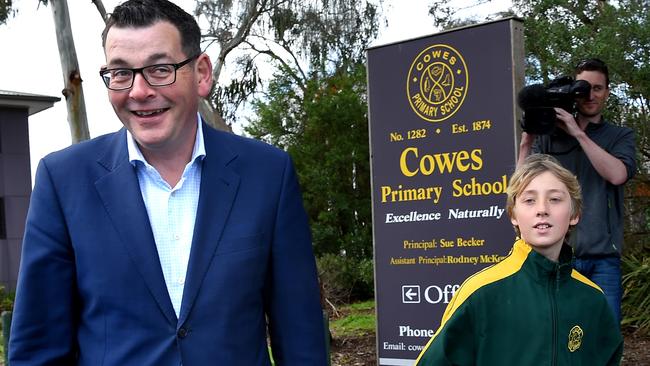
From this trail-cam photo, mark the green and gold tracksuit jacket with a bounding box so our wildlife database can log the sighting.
[415,239,623,366]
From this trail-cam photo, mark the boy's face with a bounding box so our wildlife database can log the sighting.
[510,171,579,259]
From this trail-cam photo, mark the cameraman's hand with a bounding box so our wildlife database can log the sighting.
[517,132,536,167]
[554,108,584,138]
[520,131,536,150]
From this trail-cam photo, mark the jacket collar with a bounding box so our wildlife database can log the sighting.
[516,239,574,282]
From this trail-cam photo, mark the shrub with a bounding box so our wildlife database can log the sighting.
[0,286,13,313]
[621,253,650,334]
[317,253,374,306]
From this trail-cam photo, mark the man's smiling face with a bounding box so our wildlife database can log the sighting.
[103,21,204,156]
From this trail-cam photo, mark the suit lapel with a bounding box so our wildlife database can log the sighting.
[178,126,240,324]
[94,130,177,324]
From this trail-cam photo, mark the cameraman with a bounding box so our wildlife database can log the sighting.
[517,58,636,324]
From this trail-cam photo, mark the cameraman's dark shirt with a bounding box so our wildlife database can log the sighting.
[532,119,636,257]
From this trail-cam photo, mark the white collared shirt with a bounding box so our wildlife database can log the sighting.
[127,114,205,317]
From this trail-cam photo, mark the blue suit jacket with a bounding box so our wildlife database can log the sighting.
[9,124,327,365]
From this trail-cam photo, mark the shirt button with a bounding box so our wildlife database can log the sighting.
[178,276,185,285]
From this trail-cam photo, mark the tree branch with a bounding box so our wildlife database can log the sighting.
[92,0,108,23]
[213,0,266,84]
[244,40,308,94]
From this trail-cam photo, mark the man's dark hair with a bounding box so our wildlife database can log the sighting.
[575,58,609,86]
[101,0,201,58]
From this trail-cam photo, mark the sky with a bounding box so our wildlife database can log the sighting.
[0,0,512,181]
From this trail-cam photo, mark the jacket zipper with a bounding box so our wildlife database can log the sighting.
[550,267,560,366]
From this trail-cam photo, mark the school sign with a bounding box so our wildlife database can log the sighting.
[367,18,525,365]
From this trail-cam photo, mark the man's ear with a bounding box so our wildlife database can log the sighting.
[196,53,213,98]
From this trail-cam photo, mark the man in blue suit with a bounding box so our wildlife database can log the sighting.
[9,0,327,364]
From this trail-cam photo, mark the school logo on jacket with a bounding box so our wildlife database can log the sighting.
[568,325,583,352]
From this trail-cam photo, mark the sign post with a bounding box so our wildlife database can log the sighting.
[367,18,524,365]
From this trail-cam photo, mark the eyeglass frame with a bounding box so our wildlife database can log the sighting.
[99,53,201,91]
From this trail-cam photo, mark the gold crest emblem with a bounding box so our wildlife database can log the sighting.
[407,44,469,122]
[568,325,583,352]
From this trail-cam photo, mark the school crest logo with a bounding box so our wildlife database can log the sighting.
[568,325,583,352]
[407,44,468,122]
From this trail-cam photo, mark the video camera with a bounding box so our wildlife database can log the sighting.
[517,76,591,134]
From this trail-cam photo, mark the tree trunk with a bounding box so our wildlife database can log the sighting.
[50,0,90,143]
[199,98,231,132]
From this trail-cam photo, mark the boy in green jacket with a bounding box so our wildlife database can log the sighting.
[415,154,623,365]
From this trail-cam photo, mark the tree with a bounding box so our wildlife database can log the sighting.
[248,64,372,260]
[0,0,14,25]
[427,0,514,30]
[45,0,90,143]
[511,0,649,163]
[196,0,382,127]
[241,0,382,263]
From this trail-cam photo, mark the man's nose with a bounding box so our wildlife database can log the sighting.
[129,72,154,98]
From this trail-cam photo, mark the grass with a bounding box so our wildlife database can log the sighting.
[329,300,376,337]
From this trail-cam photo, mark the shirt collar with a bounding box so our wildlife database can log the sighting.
[584,117,607,132]
[127,113,206,166]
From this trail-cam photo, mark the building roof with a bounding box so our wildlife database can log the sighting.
[0,89,61,116]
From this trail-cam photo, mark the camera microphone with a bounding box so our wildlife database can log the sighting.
[517,84,556,135]
[517,84,547,110]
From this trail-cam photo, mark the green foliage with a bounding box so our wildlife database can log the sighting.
[317,253,374,304]
[0,287,13,313]
[621,253,650,334]
[0,286,13,364]
[428,0,514,30]
[512,0,649,165]
[513,0,649,85]
[248,63,373,265]
[0,0,14,25]
[199,0,383,126]
[211,55,261,124]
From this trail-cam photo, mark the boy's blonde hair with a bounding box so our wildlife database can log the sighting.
[507,154,582,236]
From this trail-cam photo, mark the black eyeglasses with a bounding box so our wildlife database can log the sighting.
[99,54,200,91]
